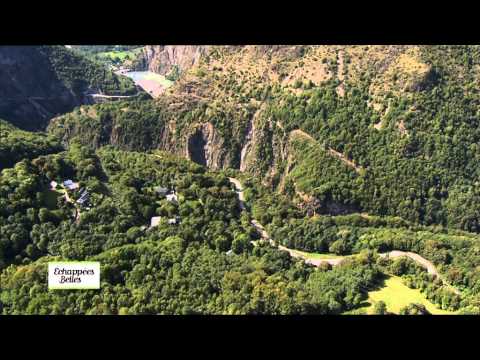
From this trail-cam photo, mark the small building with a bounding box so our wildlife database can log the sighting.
[63,180,79,191]
[168,216,180,225]
[77,196,89,206]
[166,192,178,203]
[226,249,234,256]
[154,186,169,196]
[50,181,58,190]
[76,189,90,206]
[150,216,162,228]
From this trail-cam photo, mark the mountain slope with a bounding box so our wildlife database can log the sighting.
[4,45,480,315]
[47,45,480,234]
[0,46,139,131]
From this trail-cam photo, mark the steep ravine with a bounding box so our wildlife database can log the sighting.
[0,46,137,131]
[187,127,208,166]
[239,118,254,172]
[239,106,264,172]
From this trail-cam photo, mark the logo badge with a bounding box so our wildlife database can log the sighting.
[48,262,100,290]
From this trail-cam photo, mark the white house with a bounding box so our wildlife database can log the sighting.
[50,181,58,190]
[168,218,178,225]
[150,216,162,228]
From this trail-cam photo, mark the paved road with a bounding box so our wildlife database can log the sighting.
[228,177,246,209]
[88,94,135,99]
[2,94,136,101]
[229,177,334,264]
[227,177,461,295]
[379,251,438,276]
[379,251,460,294]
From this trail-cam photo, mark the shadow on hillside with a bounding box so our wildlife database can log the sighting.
[369,273,389,292]
[344,273,390,315]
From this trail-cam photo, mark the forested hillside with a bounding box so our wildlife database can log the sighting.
[2,144,478,314]
[4,45,480,314]
[0,120,62,170]
[70,45,141,54]
[0,145,388,314]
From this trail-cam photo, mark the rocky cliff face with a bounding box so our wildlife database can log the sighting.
[0,46,89,130]
[138,45,210,75]
[186,122,235,170]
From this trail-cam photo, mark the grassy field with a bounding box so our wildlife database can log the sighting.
[365,276,454,315]
[98,51,130,60]
[96,47,143,63]
[290,249,347,260]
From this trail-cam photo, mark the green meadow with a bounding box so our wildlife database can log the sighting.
[364,276,454,315]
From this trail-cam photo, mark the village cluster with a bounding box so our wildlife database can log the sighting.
[50,179,91,209]
[149,186,180,228]
[48,179,182,228]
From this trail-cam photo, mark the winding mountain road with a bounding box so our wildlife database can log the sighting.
[228,177,460,294]
[3,93,137,101]
[229,177,343,265]
[379,251,438,276]
[88,94,135,99]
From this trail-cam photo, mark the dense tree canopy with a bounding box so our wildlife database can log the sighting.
[0,120,62,171]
